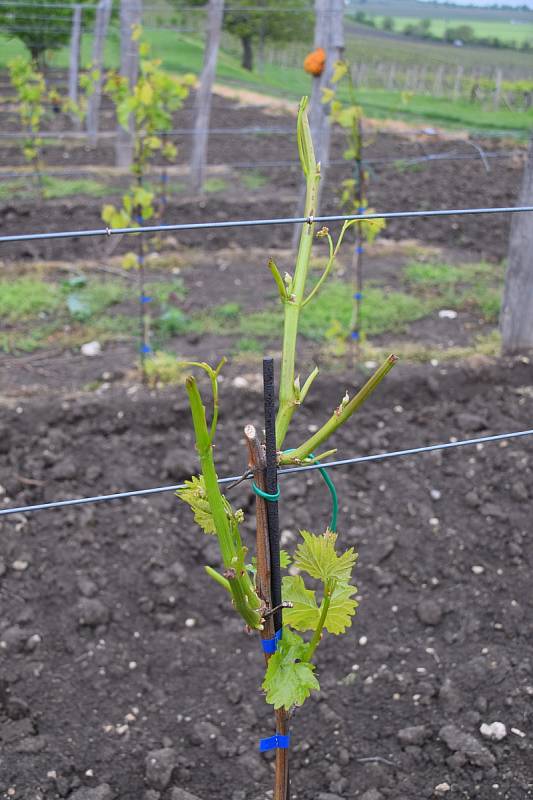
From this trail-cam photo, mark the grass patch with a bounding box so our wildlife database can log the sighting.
[404,260,496,286]
[240,172,269,190]
[403,260,503,322]
[0,176,115,201]
[203,177,228,193]
[234,336,263,354]
[144,351,185,387]
[0,277,61,321]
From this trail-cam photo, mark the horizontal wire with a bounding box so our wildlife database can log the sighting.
[1,428,532,518]
[1,205,533,245]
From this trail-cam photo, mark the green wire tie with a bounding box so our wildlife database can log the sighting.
[251,483,280,501]
[251,453,338,531]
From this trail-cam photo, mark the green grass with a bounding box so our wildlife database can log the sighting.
[403,260,503,323]
[2,23,531,135]
[0,277,61,321]
[240,172,269,190]
[404,261,497,286]
[369,15,533,46]
[0,176,115,201]
[203,177,228,193]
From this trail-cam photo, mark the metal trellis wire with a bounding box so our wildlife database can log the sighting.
[1,205,533,245]
[0,429,532,518]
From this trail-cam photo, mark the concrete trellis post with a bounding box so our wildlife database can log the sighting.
[189,0,225,192]
[500,135,533,354]
[115,0,143,168]
[68,4,82,128]
[86,0,112,143]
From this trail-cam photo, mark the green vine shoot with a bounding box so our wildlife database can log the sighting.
[102,26,195,377]
[178,97,397,800]
[325,61,386,352]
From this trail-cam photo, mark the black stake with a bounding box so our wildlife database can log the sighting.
[263,358,282,632]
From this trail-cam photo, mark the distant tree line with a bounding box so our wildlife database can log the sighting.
[352,11,532,52]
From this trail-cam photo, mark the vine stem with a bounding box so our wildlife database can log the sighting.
[185,376,262,629]
[276,98,320,450]
[279,354,399,465]
[244,424,289,800]
[305,578,336,662]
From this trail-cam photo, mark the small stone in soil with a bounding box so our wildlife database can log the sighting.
[480,721,507,741]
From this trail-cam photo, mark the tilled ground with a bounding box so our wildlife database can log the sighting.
[1,357,532,800]
[0,93,527,263]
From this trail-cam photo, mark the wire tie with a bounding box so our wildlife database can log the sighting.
[354,292,363,300]
[140,344,152,354]
[351,330,360,341]
[140,295,152,304]
[356,245,364,254]
[358,206,367,214]
[307,214,314,225]
[283,450,338,532]
[105,226,111,236]
[251,482,280,502]
[259,733,291,752]
[261,627,282,654]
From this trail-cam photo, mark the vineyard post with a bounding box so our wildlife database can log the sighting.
[86,0,112,144]
[293,0,344,247]
[116,0,142,169]
[189,0,225,193]
[501,134,533,353]
[68,4,82,129]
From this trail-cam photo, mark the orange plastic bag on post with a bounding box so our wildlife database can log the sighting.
[303,47,326,77]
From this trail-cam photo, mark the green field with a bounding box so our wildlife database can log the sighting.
[1,16,532,136]
[369,15,533,45]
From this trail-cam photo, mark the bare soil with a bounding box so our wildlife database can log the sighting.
[1,358,533,800]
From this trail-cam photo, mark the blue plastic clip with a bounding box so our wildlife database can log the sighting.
[351,330,360,341]
[140,295,152,304]
[140,344,152,354]
[261,627,282,655]
[136,215,143,225]
[354,292,363,300]
[259,733,291,752]
[358,206,367,214]
[356,245,364,254]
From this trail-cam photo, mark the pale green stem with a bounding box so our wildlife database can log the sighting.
[185,376,262,628]
[305,578,336,662]
[205,566,231,593]
[279,354,399,465]
[276,99,320,449]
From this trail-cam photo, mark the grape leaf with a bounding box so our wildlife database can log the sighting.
[280,549,292,569]
[262,627,319,710]
[323,581,359,635]
[177,475,243,535]
[294,530,357,583]
[282,575,320,632]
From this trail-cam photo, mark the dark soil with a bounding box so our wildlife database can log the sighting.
[1,358,533,800]
[0,94,527,262]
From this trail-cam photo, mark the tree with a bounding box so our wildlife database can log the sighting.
[0,0,94,66]
[381,16,395,32]
[170,0,313,71]
[500,134,533,354]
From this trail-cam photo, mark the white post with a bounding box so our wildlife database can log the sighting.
[115,0,143,168]
[190,0,225,192]
[493,68,502,109]
[68,4,82,128]
[86,0,112,143]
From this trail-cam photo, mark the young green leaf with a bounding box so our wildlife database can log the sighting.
[294,530,357,583]
[177,475,244,536]
[280,549,292,569]
[262,627,319,710]
[282,575,320,631]
[322,581,359,634]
